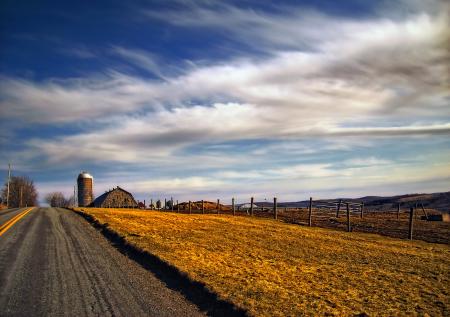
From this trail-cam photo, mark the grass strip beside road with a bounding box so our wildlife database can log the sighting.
[0,208,34,237]
[75,208,450,316]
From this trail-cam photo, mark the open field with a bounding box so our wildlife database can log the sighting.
[75,208,450,316]
[146,206,450,244]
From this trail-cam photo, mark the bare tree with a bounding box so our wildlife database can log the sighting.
[1,176,38,208]
[67,195,76,207]
[45,192,71,207]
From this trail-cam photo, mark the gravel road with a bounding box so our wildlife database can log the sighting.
[0,207,205,316]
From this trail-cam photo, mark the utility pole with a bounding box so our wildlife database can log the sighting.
[74,185,77,207]
[19,186,23,208]
[6,163,11,208]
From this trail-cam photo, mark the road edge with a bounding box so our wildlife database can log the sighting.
[67,208,248,317]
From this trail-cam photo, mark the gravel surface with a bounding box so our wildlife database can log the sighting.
[0,207,205,316]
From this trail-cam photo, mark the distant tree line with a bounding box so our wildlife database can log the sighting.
[45,192,75,208]
[1,176,39,207]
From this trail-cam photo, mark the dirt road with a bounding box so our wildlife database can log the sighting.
[0,207,204,316]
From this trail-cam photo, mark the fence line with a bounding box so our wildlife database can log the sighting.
[135,197,446,241]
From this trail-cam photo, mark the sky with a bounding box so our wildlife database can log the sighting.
[0,0,449,205]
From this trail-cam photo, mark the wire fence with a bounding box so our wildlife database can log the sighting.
[134,197,449,244]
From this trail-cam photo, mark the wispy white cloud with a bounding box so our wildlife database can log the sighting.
[343,157,392,167]
[140,1,450,125]
[111,46,168,79]
[143,0,449,54]
[2,7,448,126]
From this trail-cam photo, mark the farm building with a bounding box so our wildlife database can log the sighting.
[239,203,258,210]
[89,186,138,208]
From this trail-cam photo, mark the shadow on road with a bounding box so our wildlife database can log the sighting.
[74,210,248,317]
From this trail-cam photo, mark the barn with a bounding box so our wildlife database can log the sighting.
[90,186,138,208]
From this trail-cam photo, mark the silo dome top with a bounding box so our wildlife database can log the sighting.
[78,171,93,179]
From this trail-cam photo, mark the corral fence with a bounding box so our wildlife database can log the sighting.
[138,197,447,242]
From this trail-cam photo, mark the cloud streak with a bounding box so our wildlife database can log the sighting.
[111,46,168,79]
[1,7,448,125]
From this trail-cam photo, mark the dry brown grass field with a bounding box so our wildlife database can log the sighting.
[75,208,450,316]
[172,206,450,244]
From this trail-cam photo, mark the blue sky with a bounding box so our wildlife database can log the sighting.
[1,0,449,204]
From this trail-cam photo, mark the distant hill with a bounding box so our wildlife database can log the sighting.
[256,191,450,212]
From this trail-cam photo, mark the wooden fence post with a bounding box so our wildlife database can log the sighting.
[189,201,192,214]
[164,198,167,210]
[415,202,418,219]
[308,197,312,227]
[336,199,342,218]
[360,202,364,219]
[171,197,174,212]
[150,199,153,210]
[250,197,254,216]
[202,200,205,214]
[397,203,400,219]
[232,198,235,216]
[346,203,351,232]
[177,200,179,212]
[408,207,414,240]
[273,197,277,219]
[216,199,220,214]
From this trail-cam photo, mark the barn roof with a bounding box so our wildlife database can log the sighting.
[90,186,136,206]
